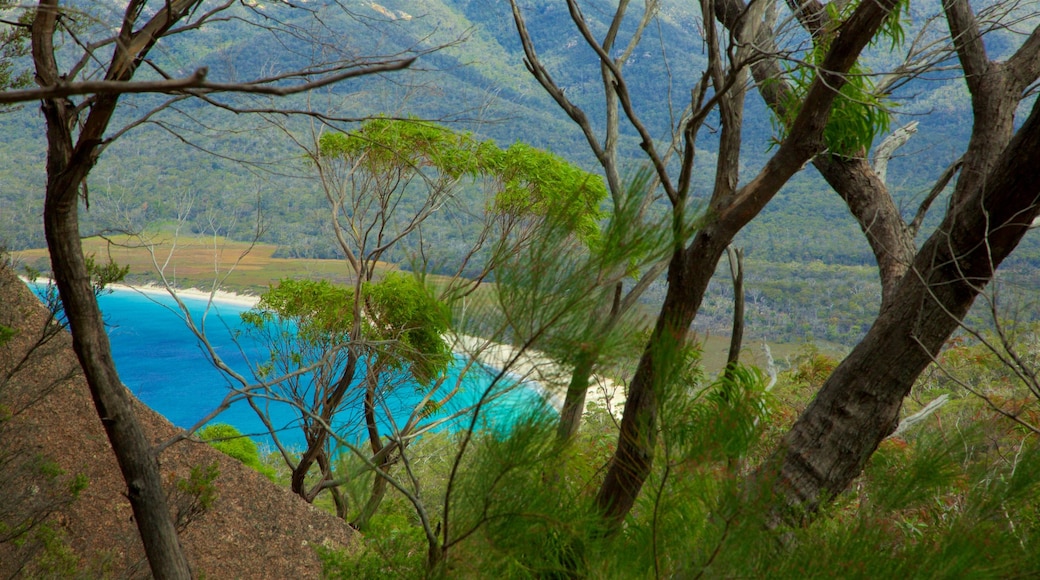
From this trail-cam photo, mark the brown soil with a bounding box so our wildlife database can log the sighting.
[0,265,356,578]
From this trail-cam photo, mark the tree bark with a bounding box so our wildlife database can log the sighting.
[813,155,916,307]
[724,246,744,373]
[352,371,390,530]
[763,0,1040,519]
[766,98,1040,518]
[44,187,193,579]
[556,350,596,442]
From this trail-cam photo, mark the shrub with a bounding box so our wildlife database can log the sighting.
[198,424,277,481]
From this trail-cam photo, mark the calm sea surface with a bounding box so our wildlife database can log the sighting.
[37,284,549,449]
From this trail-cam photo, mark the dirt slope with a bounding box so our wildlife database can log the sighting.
[0,265,355,578]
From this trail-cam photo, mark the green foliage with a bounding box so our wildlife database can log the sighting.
[241,278,357,387]
[83,254,130,295]
[15,523,81,579]
[316,512,427,579]
[776,57,891,155]
[483,168,669,372]
[291,331,1040,578]
[877,0,910,49]
[447,416,603,578]
[695,365,772,462]
[199,423,277,481]
[736,431,1040,578]
[0,452,89,577]
[244,278,355,347]
[170,462,220,532]
[789,343,839,389]
[318,117,606,255]
[244,274,451,386]
[770,0,907,155]
[0,323,13,346]
[483,142,607,245]
[319,118,483,180]
[363,272,452,385]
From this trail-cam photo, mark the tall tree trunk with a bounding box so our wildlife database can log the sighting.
[45,191,192,579]
[556,280,626,443]
[765,98,1040,520]
[39,111,193,580]
[595,238,729,525]
[353,467,390,531]
[32,3,192,575]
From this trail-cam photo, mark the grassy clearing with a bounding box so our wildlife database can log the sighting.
[14,235,397,295]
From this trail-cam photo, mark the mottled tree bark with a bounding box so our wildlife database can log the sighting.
[768,97,1040,518]
[715,0,917,308]
[762,0,1040,519]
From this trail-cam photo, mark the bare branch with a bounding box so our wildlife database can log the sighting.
[889,394,949,438]
[909,156,963,237]
[508,0,612,192]
[872,121,918,185]
[1,58,415,104]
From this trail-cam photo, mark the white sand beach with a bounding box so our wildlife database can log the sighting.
[450,333,626,420]
[111,282,262,309]
[20,275,261,308]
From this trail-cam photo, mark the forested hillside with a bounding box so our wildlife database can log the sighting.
[0,3,1037,302]
[2,1,1038,350]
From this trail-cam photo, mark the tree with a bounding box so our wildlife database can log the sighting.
[512,0,905,528]
[4,1,416,575]
[157,117,609,535]
[239,274,452,527]
[717,0,1040,521]
[513,0,1040,529]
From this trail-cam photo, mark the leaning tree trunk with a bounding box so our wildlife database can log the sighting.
[32,2,193,576]
[40,113,193,580]
[44,187,192,579]
[594,237,729,526]
[556,351,597,442]
[713,0,918,308]
[765,98,1040,520]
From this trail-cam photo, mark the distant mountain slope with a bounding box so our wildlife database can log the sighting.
[2,0,1037,334]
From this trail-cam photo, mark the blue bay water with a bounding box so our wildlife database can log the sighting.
[37,284,550,449]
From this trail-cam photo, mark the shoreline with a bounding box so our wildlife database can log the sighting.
[450,334,626,419]
[20,276,625,419]
[20,275,261,308]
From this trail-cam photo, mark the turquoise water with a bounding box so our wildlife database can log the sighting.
[39,285,550,449]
